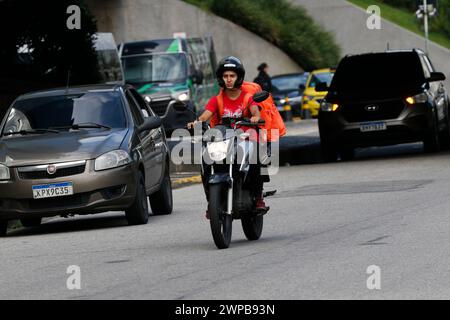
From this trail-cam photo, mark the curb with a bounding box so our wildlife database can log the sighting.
[171,175,202,189]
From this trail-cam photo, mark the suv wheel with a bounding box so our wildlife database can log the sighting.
[439,102,450,150]
[149,166,173,215]
[339,148,355,161]
[20,217,42,228]
[321,140,338,162]
[424,112,441,153]
[0,220,8,237]
[125,172,149,225]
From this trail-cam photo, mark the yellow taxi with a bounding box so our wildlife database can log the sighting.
[301,68,335,118]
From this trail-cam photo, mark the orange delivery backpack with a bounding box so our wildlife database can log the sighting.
[209,81,286,142]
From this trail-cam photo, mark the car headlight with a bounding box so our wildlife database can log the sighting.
[406,93,428,105]
[0,164,10,180]
[320,101,339,112]
[172,90,190,102]
[95,150,132,171]
[207,140,230,162]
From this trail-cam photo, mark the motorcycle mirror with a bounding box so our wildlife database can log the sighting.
[253,91,270,103]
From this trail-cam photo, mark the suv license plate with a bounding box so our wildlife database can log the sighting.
[360,122,387,132]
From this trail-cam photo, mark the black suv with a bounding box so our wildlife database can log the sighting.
[318,49,448,161]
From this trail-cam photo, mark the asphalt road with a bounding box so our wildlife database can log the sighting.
[2,129,450,299]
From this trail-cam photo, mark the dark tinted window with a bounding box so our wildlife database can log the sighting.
[330,53,426,97]
[272,74,308,93]
[3,91,126,133]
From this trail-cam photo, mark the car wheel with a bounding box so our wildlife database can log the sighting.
[149,166,173,215]
[321,140,338,162]
[20,217,42,228]
[125,172,149,225]
[424,112,441,153]
[339,148,355,161]
[0,220,7,237]
[302,109,312,119]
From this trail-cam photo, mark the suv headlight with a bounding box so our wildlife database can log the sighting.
[320,101,340,112]
[95,150,132,171]
[207,140,230,162]
[172,90,190,102]
[0,164,10,180]
[406,93,428,105]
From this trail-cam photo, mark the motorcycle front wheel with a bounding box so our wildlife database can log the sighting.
[209,184,232,249]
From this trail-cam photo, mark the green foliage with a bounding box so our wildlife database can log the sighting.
[183,0,341,70]
[380,0,450,38]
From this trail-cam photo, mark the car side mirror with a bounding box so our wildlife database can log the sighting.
[253,91,270,103]
[427,72,446,82]
[315,82,329,92]
[192,70,204,85]
[298,84,306,93]
[138,116,161,132]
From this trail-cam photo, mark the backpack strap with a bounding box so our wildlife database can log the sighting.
[216,89,224,123]
[242,92,253,118]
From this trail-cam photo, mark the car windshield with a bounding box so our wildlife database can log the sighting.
[2,91,126,135]
[272,74,308,93]
[330,53,426,97]
[122,53,188,84]
[309,72,334,88]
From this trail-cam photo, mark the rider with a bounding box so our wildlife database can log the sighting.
[187,56,267,217]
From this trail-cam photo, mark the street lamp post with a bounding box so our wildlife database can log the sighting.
[423,0,429,54]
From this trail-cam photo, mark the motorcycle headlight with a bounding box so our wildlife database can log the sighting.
[95,150,132,171]
[172,90,190,102]
[279,98,286,105]
[207,140,230,162]
[406,93,428,105]
[0,164,10,180]
[320,101,339,112]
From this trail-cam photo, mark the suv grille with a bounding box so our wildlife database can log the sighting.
[340,99,406,123]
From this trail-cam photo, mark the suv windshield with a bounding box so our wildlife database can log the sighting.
[272,74,308,93]
[2,91,126,135]
[122,53,188,84]
[330,53,426,97]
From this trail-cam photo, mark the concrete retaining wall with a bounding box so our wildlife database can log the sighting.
[86,0,302,80]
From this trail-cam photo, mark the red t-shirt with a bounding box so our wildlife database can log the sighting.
[205,91,256,119]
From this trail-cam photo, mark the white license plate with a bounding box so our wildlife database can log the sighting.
[360,122,387,132]
[32,182,73,199]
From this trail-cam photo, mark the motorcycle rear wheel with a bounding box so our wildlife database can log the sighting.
[209,184,232,249]
[241,214,263,241]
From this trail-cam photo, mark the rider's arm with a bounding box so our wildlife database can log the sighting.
[249,104,261,123]
[187,110,213,129]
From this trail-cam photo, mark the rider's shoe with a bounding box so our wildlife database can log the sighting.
[255,197,267,211]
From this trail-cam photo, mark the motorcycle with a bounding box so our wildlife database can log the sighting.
[197,91,275,249]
